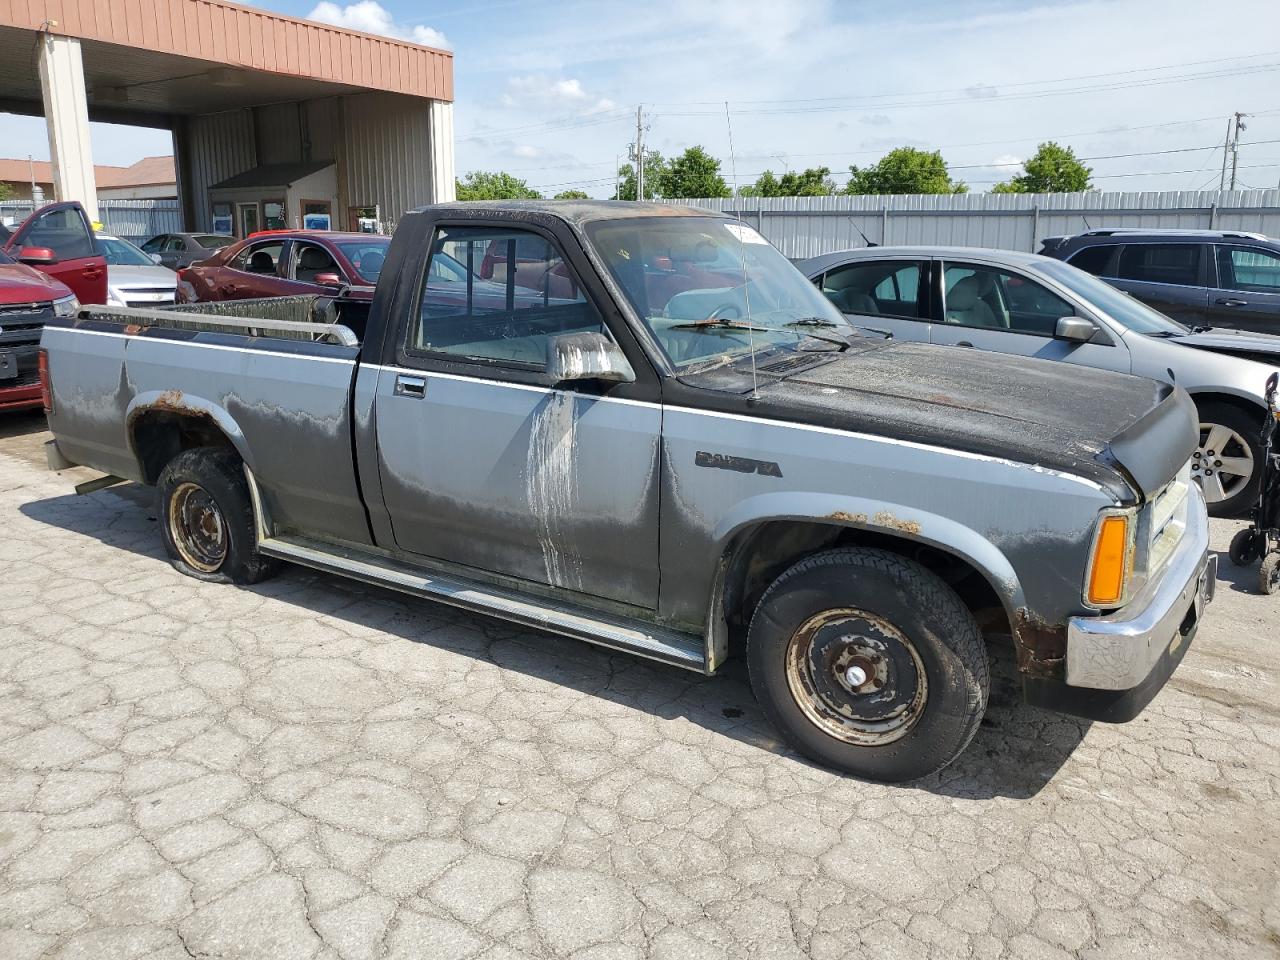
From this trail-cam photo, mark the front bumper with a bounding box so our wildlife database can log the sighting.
[1025,486,1214,723]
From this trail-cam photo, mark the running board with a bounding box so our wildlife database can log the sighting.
[257,534,708,674]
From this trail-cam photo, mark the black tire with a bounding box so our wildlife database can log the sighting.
[1196,402,1264,519]
[157,447,280,585]
[1261,554,1280,596]
[1229,528,1263,567]
[746,547,989,783]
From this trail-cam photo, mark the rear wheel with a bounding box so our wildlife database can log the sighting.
[746,547,989,782]
[1194,403,1262,518]
[1229,528,1264,567]
[1261,554,1280,596]
[157,448,280,585]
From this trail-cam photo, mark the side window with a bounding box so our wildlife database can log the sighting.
[19,205,96,260]
[171,238,187,252]
[1066,244,1115,277]
[232,242,283,274]
[141,236,165,253]
[821,260,924,319]
[1217,245,1280,292]
[292,242,340,282]
[411,226,607,367]
[1116,244,1200,287]
[943,264,1075,335]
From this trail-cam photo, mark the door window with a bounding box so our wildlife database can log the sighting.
[232,241,283,275]
[1116,244,1200,286]
[1216,245,1280,291]
[1066,244,1116,277]
[169,238,188,252]
[18,205,96,260]
[942,264,1076,335]
[820,260,925,319]
[141,236,165,253]
[411,226,607,367]
[291,242,341,283]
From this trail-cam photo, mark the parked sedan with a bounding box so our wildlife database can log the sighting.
[802,246,1280,517]
[96,234,177,308]
[176,231,388,303]
[140,232,236,270]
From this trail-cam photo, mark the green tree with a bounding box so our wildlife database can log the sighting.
[454,171,542,201]
[740,166,834,198]
[553,189,590,200]
[991,142,1093,194]
[662,146,731,199]
[845,147,967,195]
[614,150,667,200]
[0,181,13,202]
[739,170,781,197]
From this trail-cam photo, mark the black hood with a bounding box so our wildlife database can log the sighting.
[672,339,1197,501]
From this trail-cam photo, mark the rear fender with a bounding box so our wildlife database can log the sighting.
[125,390,252,482]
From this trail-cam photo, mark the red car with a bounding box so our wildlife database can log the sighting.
[1,200,108,306]
[176,230,390,303]
[0,248,79,412]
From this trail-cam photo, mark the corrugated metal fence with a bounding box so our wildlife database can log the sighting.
[0,199,182,244]
[663,189,1280,259]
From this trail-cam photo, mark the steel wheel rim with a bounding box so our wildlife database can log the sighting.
[784,608,928,747]
[168,481,227,573]
[1192,422,1254,504]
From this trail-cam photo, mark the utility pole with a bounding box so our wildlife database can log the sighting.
[1218,116,1232,193]
[1229,111,1248,191]
[634,106,645,201]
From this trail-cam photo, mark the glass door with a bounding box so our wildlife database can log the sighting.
[237,202,259,238]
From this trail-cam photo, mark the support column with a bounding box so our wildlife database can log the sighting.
[427,99,456,204]
[37,32,98,221]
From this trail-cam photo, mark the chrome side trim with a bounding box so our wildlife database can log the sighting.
[257,533,709,675]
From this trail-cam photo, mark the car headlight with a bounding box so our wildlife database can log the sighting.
[52,295,80,318]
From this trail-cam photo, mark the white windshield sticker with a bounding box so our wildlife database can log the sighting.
[723,222,768,245]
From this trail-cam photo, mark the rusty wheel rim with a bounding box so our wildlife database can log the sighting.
[168,481,227,573]
[784,608,928,747]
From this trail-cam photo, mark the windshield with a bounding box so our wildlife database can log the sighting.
[195,235,235,249]
[1037,258,1188,335]
[335,238,391,283]
[586,217,852,369]
[96,236,155,267]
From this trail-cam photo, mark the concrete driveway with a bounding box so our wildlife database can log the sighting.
[1,411,1278,960]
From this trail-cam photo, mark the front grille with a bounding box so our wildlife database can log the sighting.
[0,301,53,318]
[124,297,176,309]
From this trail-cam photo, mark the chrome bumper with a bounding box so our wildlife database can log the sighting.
[1066,487,1214,691]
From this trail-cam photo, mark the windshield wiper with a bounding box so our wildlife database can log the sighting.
[1192,325,1215,333]
[784,317,841,328]
[668,317,773,333]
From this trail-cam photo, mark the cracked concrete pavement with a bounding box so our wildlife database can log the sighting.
[1,411,1278,959]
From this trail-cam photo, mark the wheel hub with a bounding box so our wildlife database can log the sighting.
[1192,422,1254,504]
[169,481,228,573]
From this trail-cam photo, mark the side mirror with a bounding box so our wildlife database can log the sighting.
[1054,316,1097,344]
[18,246,57,266]
[546,331,635,384]
[313,272,343,287]
[149,253,163,264]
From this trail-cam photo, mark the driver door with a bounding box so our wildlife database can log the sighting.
[929,261,1131,373]
[4,201,107,304]
[372,224,661,609]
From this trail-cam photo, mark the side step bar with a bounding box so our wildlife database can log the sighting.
[257,534,708,674]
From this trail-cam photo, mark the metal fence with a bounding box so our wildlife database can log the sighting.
[0,199,182,244]
[662,189,1280,259]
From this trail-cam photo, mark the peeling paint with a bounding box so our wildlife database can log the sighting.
[526,391,582,590]
[872,511,923,536]
[1013,608,1068,679]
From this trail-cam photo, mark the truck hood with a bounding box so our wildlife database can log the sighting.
[676,339,1197,501]
[1164,326,1280,369]
[0,261,72,304]
[107,264,178,287]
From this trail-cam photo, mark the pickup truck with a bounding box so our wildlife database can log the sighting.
[40,201,1216,782]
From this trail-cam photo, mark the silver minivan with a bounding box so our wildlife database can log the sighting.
[802,246,1280,517]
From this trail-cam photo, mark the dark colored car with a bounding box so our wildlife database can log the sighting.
[0,246,78,411]
[140,232,236,270]
[1039,228,1280,335]
[176,231,389,303]
[0,200,108,305]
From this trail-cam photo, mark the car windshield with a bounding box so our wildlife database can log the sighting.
[1037,258,1189,335]
[195,235,235,249]
[96,236,154,267]
[335,238,391,283]
[586,216,853,370]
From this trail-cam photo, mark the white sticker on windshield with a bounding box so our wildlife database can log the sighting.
[723,222,768,245]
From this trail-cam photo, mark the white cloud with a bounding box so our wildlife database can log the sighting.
[501,75,615,115]
[305,1,448,49]
[990,154,1024,169]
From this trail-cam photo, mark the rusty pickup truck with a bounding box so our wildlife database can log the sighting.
[40,201,1215,781]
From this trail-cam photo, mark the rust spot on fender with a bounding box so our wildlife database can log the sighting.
[1013,608,1067,679]
[826,510,868,524]
[872,511,922,536]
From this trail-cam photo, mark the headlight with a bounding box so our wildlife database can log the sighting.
[52,295,80,318]
[1085,508,1136,608]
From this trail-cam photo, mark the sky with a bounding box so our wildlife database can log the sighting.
[3,0,1280,195]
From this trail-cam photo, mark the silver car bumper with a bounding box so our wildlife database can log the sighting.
[1065,487,1214,692]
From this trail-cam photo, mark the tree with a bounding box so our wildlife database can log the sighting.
[845,147,967,195]
[0,181,12,202]
[614,150,667,200]
[455,171,542,200]
[662,146,731,199]
[553,189,590,200]
[740,166,834,198]
[991,142,1092,194]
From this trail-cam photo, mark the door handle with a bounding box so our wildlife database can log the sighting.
[1215,298,1248,307]
[394,374,426,398]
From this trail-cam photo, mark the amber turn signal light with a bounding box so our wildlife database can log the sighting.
[1087,514,1131,606]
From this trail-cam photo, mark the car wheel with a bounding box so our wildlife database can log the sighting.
[1261,554,1280,596]
[746,547,989,783]
[157,447,280,585]
[1229,528,1263,567]
[1194,402,1263,518]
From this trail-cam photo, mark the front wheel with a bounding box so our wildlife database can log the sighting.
[1194,403,1263,518]
[746,548,989,783]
